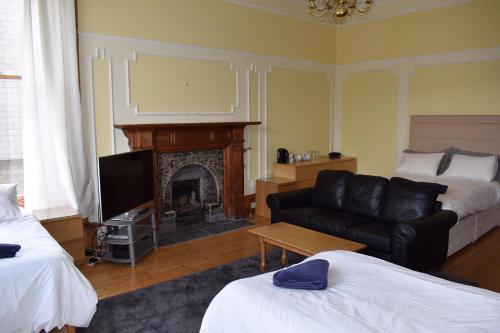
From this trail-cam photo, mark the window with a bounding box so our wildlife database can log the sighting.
[0,0,23,193]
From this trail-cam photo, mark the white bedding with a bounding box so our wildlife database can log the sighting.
[201,251,500,333]
[394,172,500,219]
[0,210,97,333]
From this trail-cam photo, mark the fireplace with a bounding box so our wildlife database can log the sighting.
[158,150,224,225]
[116,122,260,221]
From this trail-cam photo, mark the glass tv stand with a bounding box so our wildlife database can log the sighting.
[101,208,158,266]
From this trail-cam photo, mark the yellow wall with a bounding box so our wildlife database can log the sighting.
[77,0,336,64]
[337,0,500,176]
[409,61,500,116]
[267,68,331,174]
[336,0,500,65]
[342,71,398,177]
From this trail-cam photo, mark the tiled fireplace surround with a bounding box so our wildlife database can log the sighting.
[158,150,225,225]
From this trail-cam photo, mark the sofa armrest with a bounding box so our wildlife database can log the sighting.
[266,187,314,212]
[394,210,457,240]
[391,210,458,272]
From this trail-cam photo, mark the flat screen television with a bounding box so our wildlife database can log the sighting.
[98,149,155,221]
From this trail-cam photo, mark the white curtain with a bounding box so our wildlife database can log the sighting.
[23,0,94,216]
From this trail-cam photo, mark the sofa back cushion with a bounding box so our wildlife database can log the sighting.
[312,170,353,210]
[344,175,388,219]
[382,177,440,224]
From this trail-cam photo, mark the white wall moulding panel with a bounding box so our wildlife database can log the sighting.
[78,47,115,222]
[333,46,500,171]
[127,54,238,116]
[78,32,335,198]
[256,65,271,181]
[78,32,334,126]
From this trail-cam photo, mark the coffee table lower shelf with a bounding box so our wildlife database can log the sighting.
[248,222,367,272]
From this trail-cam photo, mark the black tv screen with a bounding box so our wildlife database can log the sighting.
[98,149,154,221]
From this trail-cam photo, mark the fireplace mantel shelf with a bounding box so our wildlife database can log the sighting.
[115,121,260,130]
[116,121,260,218]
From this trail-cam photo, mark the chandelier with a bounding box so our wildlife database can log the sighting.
[308,0,373,22]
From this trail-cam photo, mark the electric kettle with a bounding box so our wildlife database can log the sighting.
[277,148,289,164]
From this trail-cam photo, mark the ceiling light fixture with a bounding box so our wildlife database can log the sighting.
[308,0,373,23]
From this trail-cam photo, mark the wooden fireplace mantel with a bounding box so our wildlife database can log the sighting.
[115,122,260,218]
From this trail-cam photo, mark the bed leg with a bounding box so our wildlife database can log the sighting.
[66,326,76,333]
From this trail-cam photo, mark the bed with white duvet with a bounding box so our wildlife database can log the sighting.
[201,251,500,333]
[394,148,500,255]
[0,209,97,333]
[393,172,500,219]
[394,172,500,255]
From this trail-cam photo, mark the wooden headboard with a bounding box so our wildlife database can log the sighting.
[409,115,500,155]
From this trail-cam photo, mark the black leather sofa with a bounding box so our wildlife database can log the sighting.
[267,170,458,272]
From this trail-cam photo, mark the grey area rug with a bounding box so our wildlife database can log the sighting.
[78,250,305,333]
[158,219,253,247]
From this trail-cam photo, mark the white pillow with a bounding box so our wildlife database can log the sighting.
[442,154,498,182]
[0,184,22,221]
[396,152,445,177]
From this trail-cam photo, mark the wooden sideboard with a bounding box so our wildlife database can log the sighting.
[255,156,357,218]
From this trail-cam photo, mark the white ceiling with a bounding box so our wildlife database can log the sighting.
[225,0,472,25]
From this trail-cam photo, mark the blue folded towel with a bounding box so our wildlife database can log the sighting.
[273,259,329,290]
[0,244,21,259]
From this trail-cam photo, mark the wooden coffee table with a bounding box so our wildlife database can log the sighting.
[248,222,367,272]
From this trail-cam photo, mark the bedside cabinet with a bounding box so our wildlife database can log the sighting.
[33,206,86,265]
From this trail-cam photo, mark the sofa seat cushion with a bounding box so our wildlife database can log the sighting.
[382,177,440,224]
[309,212,373,238]
[346,222,392,253]
[344,174,388,219]
[311,170,353,210]
[275,207,332,229]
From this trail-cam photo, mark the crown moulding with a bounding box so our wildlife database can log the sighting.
[225,0,472,26]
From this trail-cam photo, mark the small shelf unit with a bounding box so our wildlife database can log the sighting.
[101,209,158,266]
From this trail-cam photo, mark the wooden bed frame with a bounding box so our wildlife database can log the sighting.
[409,115,500,256]
[50,326,75,333]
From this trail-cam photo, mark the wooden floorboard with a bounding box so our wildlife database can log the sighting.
[79,223,500,300]
[79,225,262,299]
[442,227,500,293]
